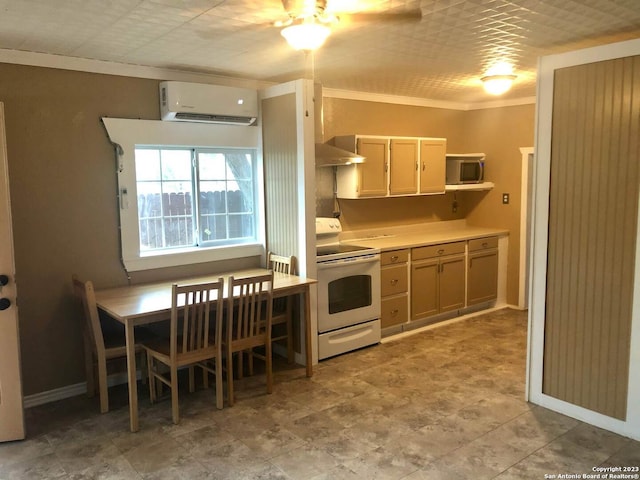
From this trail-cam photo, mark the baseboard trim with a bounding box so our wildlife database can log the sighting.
[23,382,87,409]
[23,372,135,409]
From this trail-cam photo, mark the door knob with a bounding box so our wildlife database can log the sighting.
[0,298,10,310]
[0,274,8,286]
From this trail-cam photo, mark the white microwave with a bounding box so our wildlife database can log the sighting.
[446,154,485,184]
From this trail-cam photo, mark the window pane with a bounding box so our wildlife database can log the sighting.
[135,148,195,251]
[200,215,227,242]
[228,213,254,239]
[196,149,255,244]
[135,146,256,252]
[227,153,252,180]
[199,153,226,180]
[135,149,161,181]
[199,183,227,213]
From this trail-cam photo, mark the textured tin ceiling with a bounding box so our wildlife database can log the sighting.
[0,0,639,103]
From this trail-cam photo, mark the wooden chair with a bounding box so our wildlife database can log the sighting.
[143,279,225,424]
[72,275,146,414]
[225,272,273,407]
[267,252,296,363]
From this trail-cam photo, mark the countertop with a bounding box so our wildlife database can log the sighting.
[340,221,509,252]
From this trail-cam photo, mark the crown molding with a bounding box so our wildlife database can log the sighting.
[0,48,535,110]
[323,87,536,111]
[0,48,272,90]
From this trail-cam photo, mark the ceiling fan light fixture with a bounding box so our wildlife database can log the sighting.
[281,20,331,51]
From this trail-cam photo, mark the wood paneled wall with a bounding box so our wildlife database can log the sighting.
[543,56,640,420]
[262,94,300,260]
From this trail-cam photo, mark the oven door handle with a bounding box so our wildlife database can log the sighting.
[317,254,380,269]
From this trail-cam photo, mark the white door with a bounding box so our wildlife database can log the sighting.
[0,102,25,442]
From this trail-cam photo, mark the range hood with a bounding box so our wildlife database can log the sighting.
[314,83,365,167]
[315,142,365,167]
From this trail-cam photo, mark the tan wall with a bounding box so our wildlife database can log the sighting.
[0,63,259,395]
[322,98,535,306]
[460,104,535,305]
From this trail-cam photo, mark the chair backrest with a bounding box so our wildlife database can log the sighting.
[171,279,224,358]
[72,275,105,354]
[227,272,273,347]
[268,252,296,275]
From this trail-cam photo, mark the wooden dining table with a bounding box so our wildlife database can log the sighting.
[94,268,317,432]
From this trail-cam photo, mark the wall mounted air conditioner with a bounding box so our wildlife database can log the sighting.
[159,81,258,126]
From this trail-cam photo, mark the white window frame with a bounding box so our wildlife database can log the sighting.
[102,118,263,272]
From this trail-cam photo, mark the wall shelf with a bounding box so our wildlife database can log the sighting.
[445,182,494,192]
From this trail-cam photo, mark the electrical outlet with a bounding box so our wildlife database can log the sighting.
[502,193,510,204]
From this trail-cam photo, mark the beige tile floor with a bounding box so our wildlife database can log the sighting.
[1,308,639,479]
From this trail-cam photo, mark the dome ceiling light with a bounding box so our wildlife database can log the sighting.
[482,62,517,95]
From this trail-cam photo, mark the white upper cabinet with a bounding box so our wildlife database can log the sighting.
[334,135,446,199]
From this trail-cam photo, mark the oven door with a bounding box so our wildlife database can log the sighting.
[316,254,381,333]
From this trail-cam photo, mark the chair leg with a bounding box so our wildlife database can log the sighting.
[215,357,223,410]
[83,337,96,398]
[286,315,294,364]
[248,348,254,376]
[171,365,179,424]
[237,351,244,379]
[139,350,147,385]
[147,352,156,404]
[226,346,235,407]
[202,365,210,389]
[188,366,195,393]
[266,337,273,395]
[97,356,109,414]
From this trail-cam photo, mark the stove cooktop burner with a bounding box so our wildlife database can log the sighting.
[316,244,372,257]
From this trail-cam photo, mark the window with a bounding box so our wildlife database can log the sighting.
[135,147,257,252]
[102,118,263,272]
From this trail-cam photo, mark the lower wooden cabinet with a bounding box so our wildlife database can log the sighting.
[380,236,500,329]
[381,294,409,328]
[438,254,466,312]
[411,242,466,320]
[410,258,439,319]
[467,237,499,305]
[380,249,409,328]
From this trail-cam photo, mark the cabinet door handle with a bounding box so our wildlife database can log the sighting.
[390,279,398,286]
[390,255,399,262]
[482,242,488,248]
[437,249,445,255]
[422,162,426,171]
[390,309,399,316]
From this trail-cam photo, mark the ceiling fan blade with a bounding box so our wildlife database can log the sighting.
[339,9,422,24]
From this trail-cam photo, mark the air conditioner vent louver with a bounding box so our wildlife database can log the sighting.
[174,112,255,125]
[160,81,258,126]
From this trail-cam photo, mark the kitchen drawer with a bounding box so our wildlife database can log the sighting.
[381,294,408,328]
[468,236,498,252]
[412,241,466,261]
[381,264,408,296]
[381,249,409,266]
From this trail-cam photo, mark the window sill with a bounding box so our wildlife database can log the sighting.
[123,243,263,272]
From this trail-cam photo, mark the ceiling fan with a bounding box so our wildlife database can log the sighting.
[274,0,422,51]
